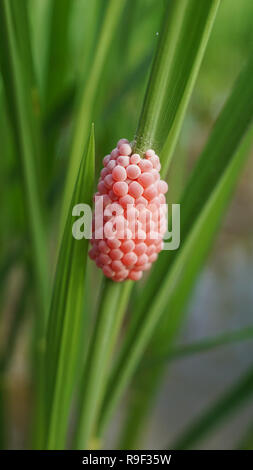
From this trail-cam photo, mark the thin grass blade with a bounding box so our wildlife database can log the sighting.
[0,0,50,447]
[74,279,132,449]
[0,0,48,320]
[61,0,126,230]
[145,326,253,365]
[135,0,220,175]
[45,125,95,449]
[237,423,253,450]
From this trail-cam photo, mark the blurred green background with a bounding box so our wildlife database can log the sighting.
[1,0,253,449]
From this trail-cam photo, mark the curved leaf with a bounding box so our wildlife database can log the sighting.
[45,125,95,449]
[98,56,253,437]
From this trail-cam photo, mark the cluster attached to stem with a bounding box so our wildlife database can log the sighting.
[89,139,168,281]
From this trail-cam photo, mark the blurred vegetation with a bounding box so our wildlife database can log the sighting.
[0,0,253,450]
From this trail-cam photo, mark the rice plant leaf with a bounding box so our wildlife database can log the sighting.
[0,0,48,327]
[97,56,253,436]
[74,279,132,450]
[145,326,253,365]
[45,125,95,450]
[68,7,219,441]
[74,0,102,80]
[44,0,72,114]
[172,364,253,449]
[0,0,49,447]
[74,279,124,449]
[9,0,45,182]
[61,0,126,230]
[106,1,221,443]
[135,0,220,176]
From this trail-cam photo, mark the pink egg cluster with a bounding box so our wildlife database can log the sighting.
[89,139,168,282]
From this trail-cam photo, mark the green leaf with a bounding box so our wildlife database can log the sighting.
[60,0,126,230]
[44,0,73,114]
[120,123,253,449]
[45,125,95,450]
[74,279,132,449]
[148,326,253,364]
[97,55,253,437]
[135,0,220,175]
[172,364,253,449]
[0,0,48,322]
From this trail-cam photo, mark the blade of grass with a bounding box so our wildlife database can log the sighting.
[0,378,6,449]
[73,279,122,449]
[0,0,48,324]
[101,53,152,123]
[113,6,221,443]
[45,125,95,449]
[172,364,253,449]
[28,0,51,94]
[97,56,253,437]
[74,279,132,449]
[146,326,253,365]
[44,0,72,114]
[0,276,29,374]
[90,0,221,445]
[0,272,28,449]
[237,423,253,450]
[9,0,45,188]
[81,6,219,429]
[159,0,220,176]
[134,0,220,170]
[74,0,102,81]
[120,125,253,449]
[61,0,126,230]
[41,0,74,189]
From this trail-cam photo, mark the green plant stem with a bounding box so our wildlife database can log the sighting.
[45,126,95,449]
[97,57,253,440]
[119,324,253,448]
[118,364,163,449]
[146,325,253,365]
[0,377,6,449]
[135,0,220,167]
[107,281,133,359]
[61,0,126,230]
[0,0,49,448]
[134,0,185,152]
[0,278,29,374]
[74,279,125,449]
[44,0,72,114]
